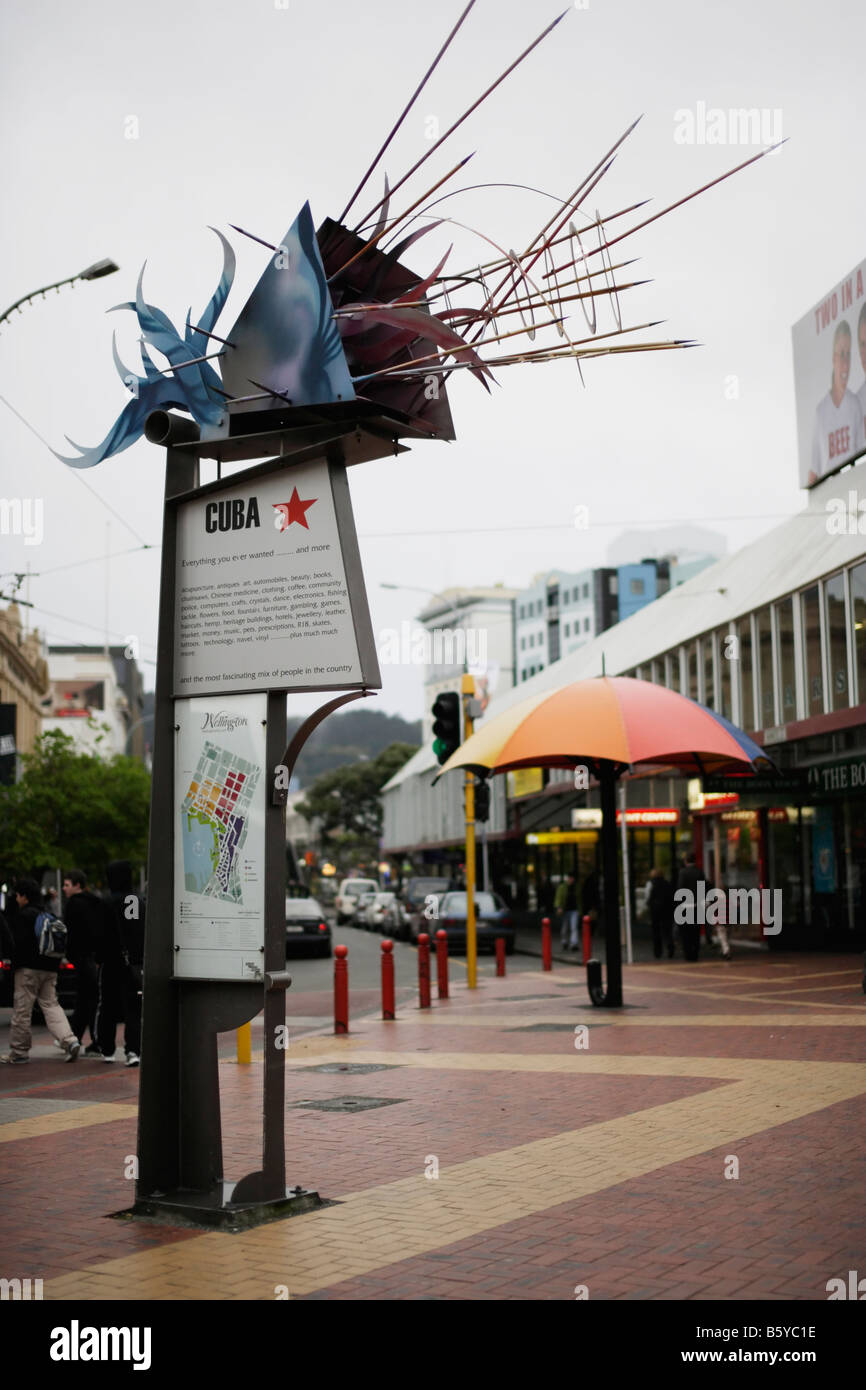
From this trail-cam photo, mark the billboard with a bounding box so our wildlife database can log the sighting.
[792,259,866,488]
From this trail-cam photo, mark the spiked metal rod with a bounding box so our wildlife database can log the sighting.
[478,155,617,322]
[353,9,570,232]
[470,114,643,322]
[228,224,278,252]
[351,315,566,382]
[337,0,478,226]
[436,199,651,281]
[328,155,474,283]
[600,140,788,253]
[152,350,225,375]
[186,324,237,348]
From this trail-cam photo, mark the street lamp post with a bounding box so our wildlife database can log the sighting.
[0,258,120,330]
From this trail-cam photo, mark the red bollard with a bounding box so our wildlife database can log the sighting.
[435,929,449,999]
[334,943,349,1034]
[582,913,592,963]
[541,917,552,971]
[417,932,431,1009]
[495,936,506,976]
[381,939,395,1020]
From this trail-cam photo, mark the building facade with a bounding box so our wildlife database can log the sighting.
[0,603,50,782]
[43,646,147,761]
[515,561,674,682]
[383,463,866,951]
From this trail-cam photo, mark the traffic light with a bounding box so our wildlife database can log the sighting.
[432,691,461,765]
[474,778,490,822]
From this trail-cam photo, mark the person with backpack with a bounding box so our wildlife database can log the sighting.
[0,878,80,1064]
[94,861,144,1066]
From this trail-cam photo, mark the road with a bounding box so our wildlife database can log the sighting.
[0,916,539,1057]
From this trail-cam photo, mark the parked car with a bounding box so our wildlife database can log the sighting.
[361,891,406,934]
[400,876,450,924]
[405,891,447,943]
[285,896,332,958]
[334,878,379,924]
[419,890,515,954]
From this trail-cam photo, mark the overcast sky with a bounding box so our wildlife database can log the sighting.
[1,0,864,723]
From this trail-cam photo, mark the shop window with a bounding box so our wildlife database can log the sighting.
[755,606,774,726]
[738,617,754,729]
[776,597,796,721]
[824,573,848,711]
[851,561,866,703]
[800,586,823,715]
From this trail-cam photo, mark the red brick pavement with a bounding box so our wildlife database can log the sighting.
[1,950,864,1300]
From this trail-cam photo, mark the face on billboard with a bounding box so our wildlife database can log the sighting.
[791,259,866,489]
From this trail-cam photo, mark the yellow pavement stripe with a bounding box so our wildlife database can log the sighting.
[44,1056,866,1300]
[0,1103,137,1144]
[602,983,866,1011]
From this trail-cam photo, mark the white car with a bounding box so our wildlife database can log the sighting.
[335,877,379,924]
[361,891,405,933]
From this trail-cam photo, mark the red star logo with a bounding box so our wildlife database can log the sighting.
[273,487,317,531]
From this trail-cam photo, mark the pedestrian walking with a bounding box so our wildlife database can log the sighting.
[555,873,580,950]
[62,869,109,1055]
[0,878,80,1064]
[647,866,675,959]
[94,861,144,1066]
[676,852,710,962]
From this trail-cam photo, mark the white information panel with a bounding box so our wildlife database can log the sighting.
[173,694,267,980]
[174,458,363,696]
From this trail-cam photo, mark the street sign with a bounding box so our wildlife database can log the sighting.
[173,693,267,981]
[174,456,377,697]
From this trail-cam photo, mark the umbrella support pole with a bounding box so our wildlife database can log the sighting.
[587,763,623,1007]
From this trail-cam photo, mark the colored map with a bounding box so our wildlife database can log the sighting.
[180,741,261,902]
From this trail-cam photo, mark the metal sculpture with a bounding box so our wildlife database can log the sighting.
[56,1,781,470]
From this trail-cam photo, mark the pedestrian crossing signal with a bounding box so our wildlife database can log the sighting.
[432,691,461,766]
[474,779,490,822]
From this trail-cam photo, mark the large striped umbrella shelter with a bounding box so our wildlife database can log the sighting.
[436,677,775,1006]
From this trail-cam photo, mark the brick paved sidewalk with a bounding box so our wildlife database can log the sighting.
[2,952,864,1301]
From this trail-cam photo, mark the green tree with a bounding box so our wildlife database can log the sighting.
[0,726,151,883]
[297,741,417,867]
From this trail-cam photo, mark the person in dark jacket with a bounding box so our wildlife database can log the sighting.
[0,878,80,1064]
[62,869,108,1054]
[94,860,144,1066]
[647,866,675,959]
[676,852,705,962]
